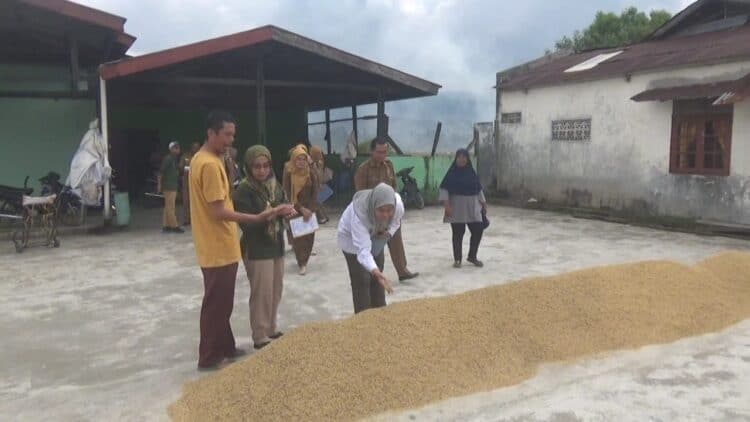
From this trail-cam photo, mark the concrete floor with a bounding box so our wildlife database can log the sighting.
[0,206,749,421]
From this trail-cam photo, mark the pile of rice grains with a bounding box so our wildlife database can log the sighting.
[170,251,750,421]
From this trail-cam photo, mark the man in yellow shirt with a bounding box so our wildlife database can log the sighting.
[190,111,294,371]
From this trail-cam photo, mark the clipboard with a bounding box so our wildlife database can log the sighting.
[317,184,334,204]
[289,216,319,238]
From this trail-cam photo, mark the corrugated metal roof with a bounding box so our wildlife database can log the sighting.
[99,25,440,97]
[1,0,135,62]
[97,25,440,111]
[630,73,750,104]
[19,0,135,48]
[499,25,750,92]
[19,0,126,32]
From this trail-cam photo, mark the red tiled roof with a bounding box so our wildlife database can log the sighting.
[499,25,750,92]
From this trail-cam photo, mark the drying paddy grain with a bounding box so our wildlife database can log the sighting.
[169,251,750,421]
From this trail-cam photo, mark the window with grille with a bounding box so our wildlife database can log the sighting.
[501,112,522,124]
[670,99,732,176]
[551,119,591,141]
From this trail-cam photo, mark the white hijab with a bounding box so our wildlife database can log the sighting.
[352,183,397,237]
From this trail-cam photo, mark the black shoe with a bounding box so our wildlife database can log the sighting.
[171,227,185,234]
[453,261,462,268]
[226,348,248,362]
[467,258,484,268]
[162,227,170,233]
[197,362,224,372]
[269,332,284,340]
[399,272,420,282]
[254,341,271,350]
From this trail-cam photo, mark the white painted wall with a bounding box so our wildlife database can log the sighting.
[496,61,750,225]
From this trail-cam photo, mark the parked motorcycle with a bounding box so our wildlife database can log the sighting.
[40,172,87,227]
[0,176,32,217]
[396,166,425,210]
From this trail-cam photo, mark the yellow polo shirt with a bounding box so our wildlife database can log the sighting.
[189,150,241,268]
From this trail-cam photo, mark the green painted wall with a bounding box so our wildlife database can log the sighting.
[0,98,96,191]
[109,106,307,177]
[0,97,305,194]
[424,155,453,200]
[0,64,95,192]
[0,64,91,92]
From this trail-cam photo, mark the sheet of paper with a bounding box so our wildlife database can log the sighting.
[289,216,319,238]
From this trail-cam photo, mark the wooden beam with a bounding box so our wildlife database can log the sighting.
[473,126,479,157]
[308,114,377,126]
[143,76,380,92]
[351,105,359,144]
[256,58,267,145]
[271,80,379,92]
[376,90,386,138]
[324,109,332,155]
[0,90,90,99]
[304,107,310,142]
[385,134,403,155]
[430,121,442,157]
[99,76,112,221]
[68,35,80,92]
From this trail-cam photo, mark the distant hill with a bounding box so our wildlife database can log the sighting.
[309,90,494,155]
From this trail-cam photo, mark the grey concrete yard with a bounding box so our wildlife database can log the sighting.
[0,205,749,421]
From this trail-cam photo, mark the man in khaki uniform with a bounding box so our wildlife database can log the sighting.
[158,141,183,233]
[180,141,202,226]
[354,137,419,282]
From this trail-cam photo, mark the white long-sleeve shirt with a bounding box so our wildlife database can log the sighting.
[337,194,404,272]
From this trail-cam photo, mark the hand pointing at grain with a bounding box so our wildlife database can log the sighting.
[372,269,394,294]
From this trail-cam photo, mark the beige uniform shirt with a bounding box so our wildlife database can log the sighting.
[354,158,397,191]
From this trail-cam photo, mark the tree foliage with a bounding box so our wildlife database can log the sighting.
[555,7,672,52]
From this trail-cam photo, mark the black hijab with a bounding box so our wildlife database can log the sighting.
[440,149,482,196]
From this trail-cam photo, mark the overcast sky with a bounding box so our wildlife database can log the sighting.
[79,0,694,150]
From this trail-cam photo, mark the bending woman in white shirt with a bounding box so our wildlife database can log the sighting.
[337,183,403,313]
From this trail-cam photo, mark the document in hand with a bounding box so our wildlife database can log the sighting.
[289,216,319,238]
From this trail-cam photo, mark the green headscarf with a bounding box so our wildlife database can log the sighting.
[241,145,284,240]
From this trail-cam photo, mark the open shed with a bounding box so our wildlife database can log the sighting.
[98,25,441,197]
